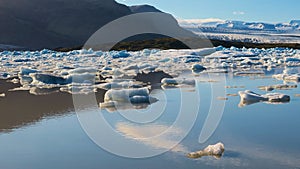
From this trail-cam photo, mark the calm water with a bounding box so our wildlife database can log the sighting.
[1,68,300,169]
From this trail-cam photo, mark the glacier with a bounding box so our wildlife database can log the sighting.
[178,19,300,43]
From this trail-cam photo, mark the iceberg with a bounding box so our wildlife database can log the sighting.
[30,73,70,85]
[100,87,158,111]
[104,87,157,104]
[192,64,206,72]
[273,73,300,82]
[239,90,290,106]
[19,67,38,75]
[161,78,195,86]
[187,142,225,159]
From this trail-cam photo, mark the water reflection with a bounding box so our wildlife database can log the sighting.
[116,122,188,152]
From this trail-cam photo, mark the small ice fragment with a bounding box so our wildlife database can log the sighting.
[187,142,225,159]
[239,90,268,102]
[258,84,297,91]
[239,90,290,106]
[234,71,264,76]
[161,78,195,86]
[130,95,158,104]
[192,64,206,71]
[217,97,228,101]
[272,73,300,82]
[8,78,20,84]
[264,93,291,102]
[227,93,238,97]
[112,50,130,59]
[97,82,142,90]
[0,93,5,97]
[31,73,69,85]
[68,68,97,74]
[19,67,38,75]
[104,87,149,102]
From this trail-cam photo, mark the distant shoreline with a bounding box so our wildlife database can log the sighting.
[1,38,299,52]
[49,39,300,52]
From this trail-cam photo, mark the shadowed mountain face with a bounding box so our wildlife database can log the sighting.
[0,0,133,49]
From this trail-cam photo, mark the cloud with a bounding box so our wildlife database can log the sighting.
[233,11,245,15]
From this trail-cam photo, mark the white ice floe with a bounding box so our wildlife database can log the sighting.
[161,78,195,86]
[239,90,290,106]
[103,87,157,104]
[100,87,158,111]
[273,73,300,82]
[0,47,300,95]
[187,142,225,159]
[0,93,5,97]
[97,81,143,90]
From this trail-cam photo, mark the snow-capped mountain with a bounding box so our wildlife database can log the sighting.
[179,19,300,32]
[178,19,300,43]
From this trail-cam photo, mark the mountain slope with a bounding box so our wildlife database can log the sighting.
[0,0,132,49]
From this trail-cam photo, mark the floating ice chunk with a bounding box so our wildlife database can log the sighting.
[60,85,96,95]
[187,142,225,159]
[8,87,30,92]
[19,67,38,75]
[97,81,142,90]
[123,64,139,71]
[192,64,206,72]
[239,90,290,106]
[67,73,96,84]
[285,57,300,62]
[239,90,267,102]
[30,73,69,85]
[0,93,5,97]
[19,76,33,85]
[101,87,158,111]
[130,95,158,104]
[111,50,130,59]
[258,84,297,91]
[104,87,150,103]
[158,58,171,63]
[191,48,217,56]
[161,78,195,86]
[284,74,300,82]
[14,58,33,62]
[29,87,60,96]
[273,73,300,82]
[234,70,265,76]
[68,68,97,75]
[102,67,112,71]
[8,78,20,84]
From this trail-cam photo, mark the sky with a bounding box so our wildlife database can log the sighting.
[117,0,300,23]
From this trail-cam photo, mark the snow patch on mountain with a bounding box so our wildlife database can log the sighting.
[178,19,300,43]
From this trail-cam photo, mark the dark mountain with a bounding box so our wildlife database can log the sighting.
[0,0,132,49]
[129,4,162,13]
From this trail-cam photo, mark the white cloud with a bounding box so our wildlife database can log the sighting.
[233,11,245,15]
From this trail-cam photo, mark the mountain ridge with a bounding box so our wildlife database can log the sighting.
[0,0,163,50]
